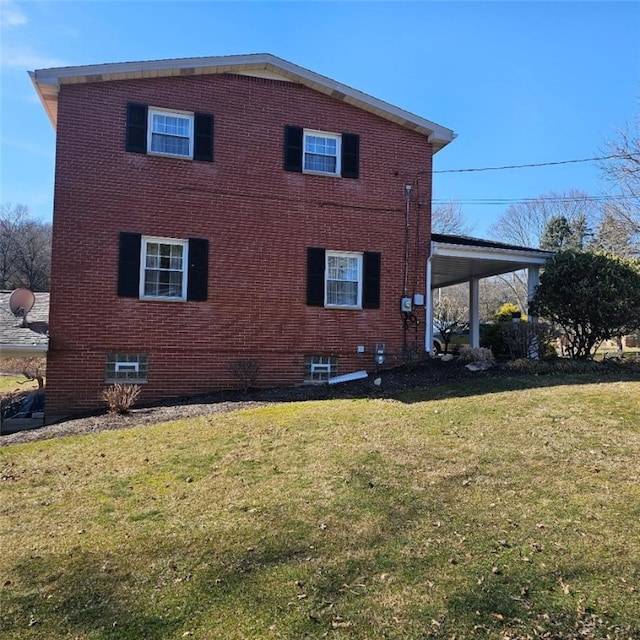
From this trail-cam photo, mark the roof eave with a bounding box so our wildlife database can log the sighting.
[0,343,49,357]
[29,70,58,128]
[29,53,456,148]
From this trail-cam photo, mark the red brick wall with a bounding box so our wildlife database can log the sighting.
[47,73,433,416]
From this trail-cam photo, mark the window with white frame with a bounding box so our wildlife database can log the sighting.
[141,237,188,300]
[304,355,338,383]
[325,251,362,307]
[148,109,194,158]
[105,353,148,383]
[303,130,341,175]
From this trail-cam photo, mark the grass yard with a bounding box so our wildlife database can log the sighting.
[0,374,41,395]
[1,375,639,639]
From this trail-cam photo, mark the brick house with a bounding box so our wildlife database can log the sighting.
[30,53,457,419]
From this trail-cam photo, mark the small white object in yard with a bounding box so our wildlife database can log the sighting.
[465,361,493,372]
[374,377,382,386]
[441,354,455,362]
[328,370,368,385]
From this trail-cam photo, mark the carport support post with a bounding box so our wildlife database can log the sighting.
[469,277,480,348]
[425,256,434,353]
[527,267,540,320]
[527,266,541,358]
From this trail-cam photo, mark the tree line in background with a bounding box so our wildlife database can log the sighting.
[434,110,640,252]
[0,203,52,292]
[432,113,640,358]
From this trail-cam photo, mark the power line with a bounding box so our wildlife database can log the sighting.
[433,153,638,174]
[433,194,637,206]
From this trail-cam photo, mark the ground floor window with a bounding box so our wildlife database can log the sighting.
[105,353,149,383]
[142,237,188,300]
[304,355,338,383]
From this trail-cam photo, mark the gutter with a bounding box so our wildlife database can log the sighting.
[1,343,49,358]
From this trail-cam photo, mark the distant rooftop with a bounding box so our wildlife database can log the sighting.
[0,291,49,357]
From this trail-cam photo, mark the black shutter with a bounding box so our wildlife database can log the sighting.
[284,125,303,172]
[117,232,142,297]
[193,113,214,162]
[341,133,359,179]
[306,247,325,306]
[125,103,148,154]
[362,251,381,309]
[187,238,209,301]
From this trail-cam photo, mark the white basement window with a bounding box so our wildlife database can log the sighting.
[304,355,338,383]
[106,353,148,383]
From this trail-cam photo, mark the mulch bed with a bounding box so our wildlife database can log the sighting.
[1,358,515,447]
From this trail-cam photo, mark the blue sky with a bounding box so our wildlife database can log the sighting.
[1,0,638,237]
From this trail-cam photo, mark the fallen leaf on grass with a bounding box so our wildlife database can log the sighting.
[332,617,353,629]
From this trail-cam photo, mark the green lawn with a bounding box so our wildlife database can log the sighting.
[1,375,639,639]
[0,374,41,395]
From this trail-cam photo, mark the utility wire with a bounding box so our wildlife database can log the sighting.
[433,194,637,205]
[433,153,639,174]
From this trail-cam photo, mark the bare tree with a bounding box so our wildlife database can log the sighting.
[485,274,529,318]
[599,113,640,234]
[489,189,601,249]
[432,201,474,236]
[0,203,52,290]
[433,294,467,354]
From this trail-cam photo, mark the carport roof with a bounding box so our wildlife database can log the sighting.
[430,234,553,289]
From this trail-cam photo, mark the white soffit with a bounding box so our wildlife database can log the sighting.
[29,53,456,150]
[430,238,552,289]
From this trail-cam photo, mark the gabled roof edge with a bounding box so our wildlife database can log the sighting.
[29,53,456,149]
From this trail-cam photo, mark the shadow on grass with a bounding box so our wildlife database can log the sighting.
[139,358,640,414]
[383,359,640,405]
[4,550,185,640]
[5,458,640,639]
[210,358,640,408]
[435,565,640,639]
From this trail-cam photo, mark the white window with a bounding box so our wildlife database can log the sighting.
[106,353,148,383]
[303,130,341,175]
[141,237,188,300]
[304,355,338,383]
[148,109,194,158]
[325,251,362,308]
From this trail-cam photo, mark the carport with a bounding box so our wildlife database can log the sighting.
[424,234,553,352]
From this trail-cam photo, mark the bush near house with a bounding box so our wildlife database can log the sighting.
[530,250,640,359]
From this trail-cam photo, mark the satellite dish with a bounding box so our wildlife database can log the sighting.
[9,288,36,326]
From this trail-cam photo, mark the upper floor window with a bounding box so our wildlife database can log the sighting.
[303,130,341,175]
[148,109,193,158]
[126,103,214,162]
[284,126,359,179]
